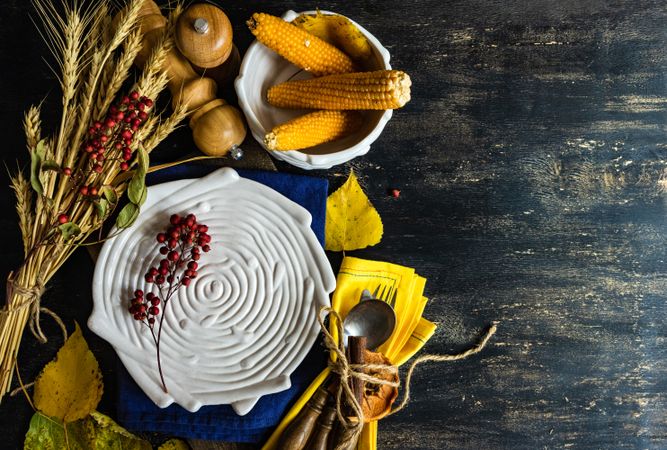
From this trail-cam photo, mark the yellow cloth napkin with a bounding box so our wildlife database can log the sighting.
[262,256,437,450]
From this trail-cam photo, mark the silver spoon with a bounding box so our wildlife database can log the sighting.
[343,286,397,350]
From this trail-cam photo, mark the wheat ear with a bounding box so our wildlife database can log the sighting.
[95,27,144,118]
[10,173,33,257]
[143,101,189,153]
[23,105,42,153]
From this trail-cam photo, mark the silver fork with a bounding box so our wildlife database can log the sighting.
[372,284,398,308]
[346,284,398,350]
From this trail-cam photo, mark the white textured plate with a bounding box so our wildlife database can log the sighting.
[88,168,335,415]
[235,10,393,170]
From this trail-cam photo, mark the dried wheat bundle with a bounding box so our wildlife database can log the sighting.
[0,0,187,401]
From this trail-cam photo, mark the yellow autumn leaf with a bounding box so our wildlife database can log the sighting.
[325,171,383,251]
[24,411,151,450]
[158,438,191,450]
[83,411,151,449]
[33,323,103,422]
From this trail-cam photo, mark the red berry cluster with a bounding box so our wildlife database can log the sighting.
[128,289,161,324]
[81,91,153,173]
[129,213,211,327]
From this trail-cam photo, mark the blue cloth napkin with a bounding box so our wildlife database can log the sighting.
[116,165,329,442]
[146,166,327,246]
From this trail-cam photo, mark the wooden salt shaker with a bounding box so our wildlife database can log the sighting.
[175,3,242,88]
[133,0,246,156]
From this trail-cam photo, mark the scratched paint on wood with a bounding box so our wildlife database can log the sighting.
[0,1,666,449]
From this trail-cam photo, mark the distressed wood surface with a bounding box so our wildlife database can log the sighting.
[1,0,667,449]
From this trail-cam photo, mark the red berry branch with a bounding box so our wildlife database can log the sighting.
[128,213,212,393]
[78,91,153,184]
[30,90,157,247]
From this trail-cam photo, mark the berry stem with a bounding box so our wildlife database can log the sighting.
[129,213,210,394]
[148,325,168,393]
[155,315,168,393]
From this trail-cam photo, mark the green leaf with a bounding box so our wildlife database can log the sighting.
[58,223,81,241]
[116,203,139,229]
[24,411,150,450]
[94,199,109,220]
[128,182,147,206]
[158,438,191,450]
[98,186,118,204]
[30,140,46,195]
[24,413,86,450]
[127,146,148,206]
[79,411,151,450]
[41,160,61,172]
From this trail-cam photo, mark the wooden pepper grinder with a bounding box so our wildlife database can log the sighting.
[175,3,241,88]
[278,386,330,450]
[134,0,246,156]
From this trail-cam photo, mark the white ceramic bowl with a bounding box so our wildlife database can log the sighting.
[235,10,392,170]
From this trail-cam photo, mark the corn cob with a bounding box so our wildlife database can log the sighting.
[267,70,412,110]
[247,12,355,77]
[265,110,361,151]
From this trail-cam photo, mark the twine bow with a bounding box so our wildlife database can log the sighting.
[318,306,498,450]
[317,307,399,450]
[4,271,64,344]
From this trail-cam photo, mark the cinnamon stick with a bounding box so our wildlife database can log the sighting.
[347,336,367,414]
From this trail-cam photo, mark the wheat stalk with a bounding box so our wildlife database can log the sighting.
[10,173,33,257]
[0,0,186,401]
[144,105,189,154]
[65,0,143,170]
[95,28,143,118]
[23,106,42,153]
[135,35,172,98]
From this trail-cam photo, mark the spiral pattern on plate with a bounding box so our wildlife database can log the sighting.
[88,168,335,414]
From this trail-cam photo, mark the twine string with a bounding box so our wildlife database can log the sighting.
[388,321,498,416]
[317,307,498,450]
[3,271,59,344]
[317,308,398,450]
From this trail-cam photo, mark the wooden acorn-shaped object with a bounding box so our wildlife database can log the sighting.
[175,3,241,88]
[197,44,241,90]
[175,3,233,68]
[134,0,246,156]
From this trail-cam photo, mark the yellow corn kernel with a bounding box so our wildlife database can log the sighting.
[267,70,411,110]
[247,12,355,76]
[264,110,361,151]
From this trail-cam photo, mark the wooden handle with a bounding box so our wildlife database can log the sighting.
[278,386,330,450]
[326,416,342,450]
[305,406,338,450]
[134,0,246,156]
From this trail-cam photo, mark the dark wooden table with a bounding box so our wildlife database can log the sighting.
[2,0,667,449]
